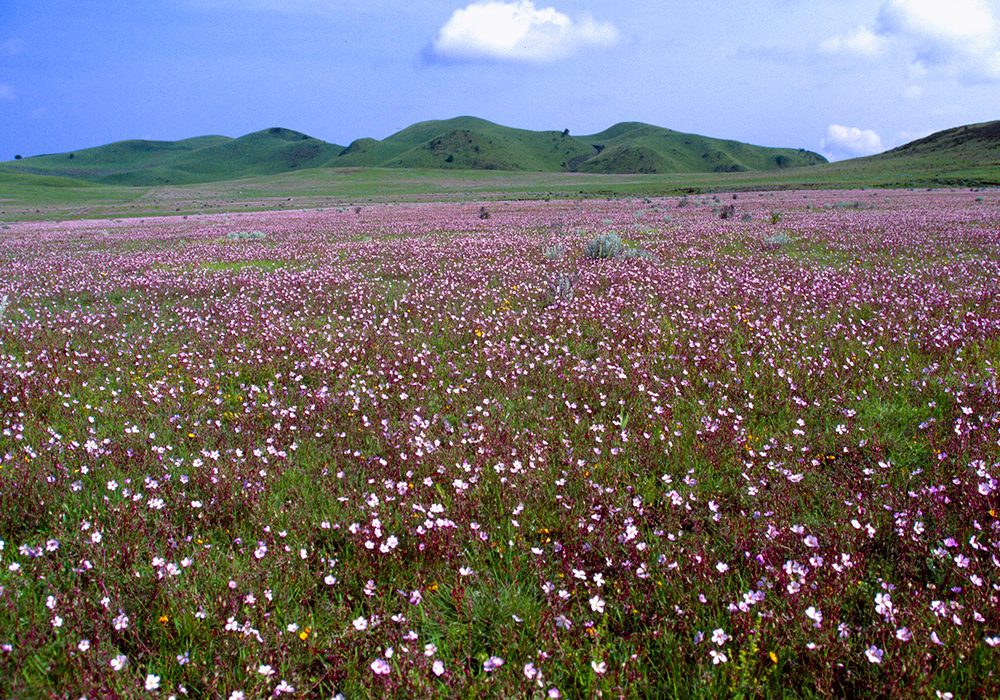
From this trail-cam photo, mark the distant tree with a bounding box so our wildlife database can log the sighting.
[14,155,21,160]
[562,129,569,137]
[68,153,74,159]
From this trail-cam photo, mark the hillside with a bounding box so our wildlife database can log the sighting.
[790,120,1000,188]
[332,117,826,173]
[2,118,824,184]
[575,122,825,173]
[4,128,343,186]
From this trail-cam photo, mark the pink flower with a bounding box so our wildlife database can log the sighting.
[371,658,391,675]
[483,655,504,672]
[864,646,883,664]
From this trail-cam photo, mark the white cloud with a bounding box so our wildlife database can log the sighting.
[819,26,887,58]
[814,0,1000,83]
[902,85,923,99]
[820,124,885,161]
[0,84,16,102]
[876,0,996,52]
[428,1,618,63]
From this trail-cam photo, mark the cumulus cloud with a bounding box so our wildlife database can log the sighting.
[428,1,618,64]
[0,84,16,102]
[818,0,1000,83]
[820,124,885,161]
[878,0,1000,81]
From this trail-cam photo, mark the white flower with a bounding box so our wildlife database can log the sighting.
[709,650,728,664]
[228,693,245,700]
[145,674,161,691]
[78,639,91,652]
[896,627,912,642]
[353,616,368,631]
[258,664,275,676]
[524,662,537,679]
[424,643,437,657]
[371,658,391,675]
[591,660,606,674]
[589,595,605,614]
[805,606,823,627]
[711,628,729,646]
[110,655,127,671]
[432,659,445,676]
[864,645,883,664]
[275,680,295,694]
[715,561,729,573]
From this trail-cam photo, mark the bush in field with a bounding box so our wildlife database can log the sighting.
[583,233,652,261]
[226,230,267,241]
[550,273,576,302]
[620,246,652,260]
[584,233,624,259]
[762,232,791,249]
[543,244,566,260]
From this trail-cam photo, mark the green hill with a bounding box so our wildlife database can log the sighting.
[333,116,825,173]
[2,117,824,185]
[574,121,825,173]
[333,116,598,171]
[17,117,1000,188]
[759,120,1000,189]
[838,120,1000,186]
[5,128,343,186]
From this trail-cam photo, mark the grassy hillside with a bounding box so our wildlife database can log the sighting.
[333,116,597,171]
[5,128,343,186]
[576,122,826,173]
[3,118,824,184]
[2,119,998,222]
[829,120,1000,187]
[332,116,825,173]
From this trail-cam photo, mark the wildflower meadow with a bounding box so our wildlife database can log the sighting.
[0,189,998,698]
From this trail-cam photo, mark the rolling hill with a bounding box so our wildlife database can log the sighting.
[4,128,343,186]
[759,120,1000,190]
[1,118,825,185]
[331,117,826,173]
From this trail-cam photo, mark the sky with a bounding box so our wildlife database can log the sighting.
[2,0,999,162]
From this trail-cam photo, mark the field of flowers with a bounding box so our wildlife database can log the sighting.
[0,189,998,699]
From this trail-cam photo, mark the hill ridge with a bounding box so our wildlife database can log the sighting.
[1,117,826,185]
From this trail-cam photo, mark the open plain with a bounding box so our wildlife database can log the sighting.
[1,189,999,698]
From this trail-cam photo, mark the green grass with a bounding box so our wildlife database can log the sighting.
[1,118,998,222]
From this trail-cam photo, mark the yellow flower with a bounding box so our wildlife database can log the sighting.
[158,615,169,624]
[769,651,778,664]
[299,627,311,641]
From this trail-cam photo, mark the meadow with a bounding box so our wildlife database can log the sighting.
[0,189,998,698]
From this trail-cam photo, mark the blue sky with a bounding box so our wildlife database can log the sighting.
[2,0,999,162]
